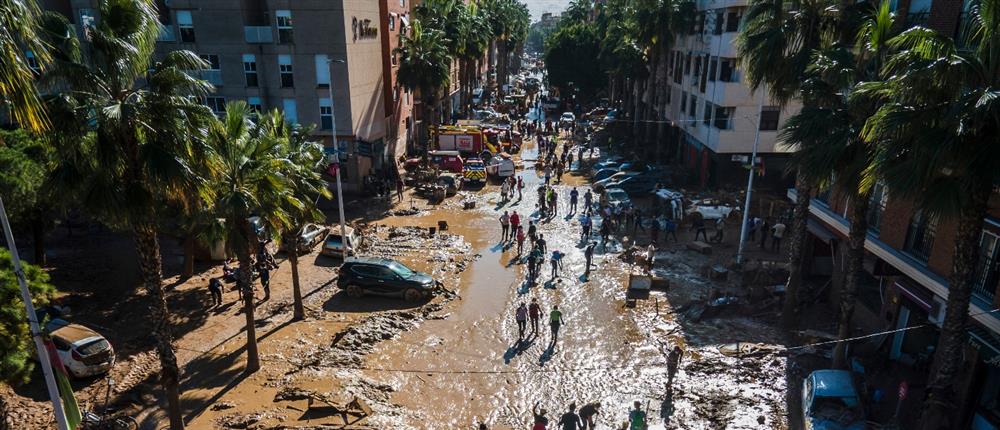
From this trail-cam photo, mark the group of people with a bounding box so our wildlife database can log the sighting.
[746,216,787,253]
[208,239,278,308]
[500,175,525,203]
[522,400,650,430]
[513,301,565,347]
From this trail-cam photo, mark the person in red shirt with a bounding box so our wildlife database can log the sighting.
[510,210,521,238]
[528,298,542,335]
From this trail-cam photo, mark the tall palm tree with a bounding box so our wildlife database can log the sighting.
[38,1,212,428]
[458,4,490,115]
[207,102,299,373]
[736,0,843,328]
[861,0,1000,425]
[0,0,49,131]
[396,21,452,153]
[783,0,894,368]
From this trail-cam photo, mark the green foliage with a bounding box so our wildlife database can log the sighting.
[0,248,56,384]
[0,0,50,131]
[0,130,51,224]
[544,22,605,94]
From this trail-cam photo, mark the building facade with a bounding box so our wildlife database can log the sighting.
[793,3,997,428]
[663,0,799,189]
[43,0,388,191]
[379,0,415,162]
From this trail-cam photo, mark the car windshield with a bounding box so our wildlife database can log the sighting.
[811,396,862,424]
[326,235,345,246]
[77,338,110,356]
[388,261,416,278]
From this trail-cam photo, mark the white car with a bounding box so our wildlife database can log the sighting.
[322,226,358,258]
[46,319,115,378]
[603,187,632,207]
[559,112,576,126]
[686,199,736,220]
[487,155,516,178]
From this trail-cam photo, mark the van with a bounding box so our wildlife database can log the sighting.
[428,150,465,173]
[321,226,357,258]
[486,154,516,179]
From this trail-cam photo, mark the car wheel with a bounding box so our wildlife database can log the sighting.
[404,288,423,302]
[346,285,364,298]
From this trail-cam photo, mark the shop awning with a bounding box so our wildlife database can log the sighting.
[968,325,1000,367]
[807,219,836,244]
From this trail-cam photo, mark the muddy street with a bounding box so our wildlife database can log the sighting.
[356,136,791,429]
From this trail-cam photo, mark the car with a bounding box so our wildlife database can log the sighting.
[608,175,661,195]
[282,223,330,253]
[45,319,115,378]
[801,370,866,430]
[321,226,358,258]
[487,154,516,179]
[337,257,440,301]
[591,161,621,172]
[559,112,576,126]
[687,199,736,220]
[463,158,487,184]
[437,173,461,196]
[603,187,632,207]
[594,171,641,190]
[591,168,619,182]
[619,162,654,172]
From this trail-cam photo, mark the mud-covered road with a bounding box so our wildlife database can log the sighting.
[358,130,792,429]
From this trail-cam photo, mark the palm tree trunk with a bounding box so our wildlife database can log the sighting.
[781,172,812,328]
[133,224,185,430]
[632,79,643,140]
[289,238,304,320]
[237,244,260,373]
[182,235,195,278]
[832,194,870,368]
[920,181,992,430]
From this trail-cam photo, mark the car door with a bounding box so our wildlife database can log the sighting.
[349,265,379,290]
[370,266,402,295]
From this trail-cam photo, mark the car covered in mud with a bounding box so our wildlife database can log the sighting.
[322,226,357,258]
[338,257,440,301]
[801,370,866,430]
[281,223,329,253]
[45,319,115,378]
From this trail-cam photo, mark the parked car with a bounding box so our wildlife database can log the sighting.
[559,112,576,127]
[337,257,440,301]
[603,109,620,125]
[607,175,661,195]
[619,162,654,172]
[45,319,115,378]
[486,154,516,179]
[592,161,621,173]
[280,223,329,253]
[437,173,462,196]
[463,158,487,184]
[687,199,736,220]
[602,187,632,207]
[594,171,641,190]
[801,370,866,430]
[321,226,358,258]
[592,168,619,182]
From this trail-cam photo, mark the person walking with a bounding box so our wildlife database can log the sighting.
[557,403,582,430]
[584,242,596,276]
[529,298,542,334]
[578,402,601,430]
[396,177,404,202]
[580,214,592,241]
[518,176,525,200]
[499,211,511,242]
[550,250,563,279]
[650,218,660,244]
[692,214,708,242]
[532,402,550,430]
[549,305,564,347]
[544,164,552,185]
[208,277,224,308]
[600,220,611,247]
[583,190,593,215]
[628,401,647,430]
[515,303,528,340]
[528,221,537,243]
[569,188,579,214]
[258,265,271,300]
[771,221,787,253]
[712,217,726,243]
[536,234,547,254]
[748,216,760,242]
[516,226,526,255]
[666,345,684,387]
[633,208,646,235]
[510,210,521,236]
[664,218,678,242]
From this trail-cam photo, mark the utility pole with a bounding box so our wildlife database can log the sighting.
[0,197,71,430]
[328,58,351,256]
[736,89,766,265]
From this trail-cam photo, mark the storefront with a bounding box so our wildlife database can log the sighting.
[968,325,1000,429]
[888,279,940,367]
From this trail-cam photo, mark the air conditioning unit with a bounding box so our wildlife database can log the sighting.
[928,295,946,327]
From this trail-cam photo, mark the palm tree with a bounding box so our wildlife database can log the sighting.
[861,0,1000,425]
[735,0,843,328]
[38,1,212,428]
[0,0,49,131]
[458,4,490,115]
[207,102,299,373]
[783,0,895,368]
[396,20,452,153]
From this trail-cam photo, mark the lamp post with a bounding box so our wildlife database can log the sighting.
[327,58,351,256]
[736,88,766,265]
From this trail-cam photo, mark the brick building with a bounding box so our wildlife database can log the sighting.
[793,2,1000,428]
[379,0,415,161]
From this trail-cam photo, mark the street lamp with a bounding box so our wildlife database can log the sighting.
[736,88,766,265]
[327,58,351,256]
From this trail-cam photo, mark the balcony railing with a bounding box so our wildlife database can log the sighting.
[973,256,998,303]
[244,26,273,43]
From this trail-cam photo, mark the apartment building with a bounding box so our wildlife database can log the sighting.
[379,0,415,160]
[663,0,799,189]
[43,0,387,191]
[793,2,999,428]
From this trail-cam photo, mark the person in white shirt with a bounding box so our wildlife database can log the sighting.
[771,221,787,253]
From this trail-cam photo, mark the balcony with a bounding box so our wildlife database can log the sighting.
[244,26,273,43]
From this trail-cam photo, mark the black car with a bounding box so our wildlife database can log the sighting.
[337,257,439,301]
[608,175,662,195]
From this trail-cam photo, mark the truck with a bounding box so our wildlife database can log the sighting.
[434,125,496,156]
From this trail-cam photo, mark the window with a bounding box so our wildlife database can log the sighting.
[680,91,688,114]
[694,56,701,77]
[684,53,692,75]
[319,98,333,130]
[205,96,226,114]
[392,52,398,66]
[703,101,714,126]
[904,210,937,262]
[866,181,888,234]
[719,59,735,82]
[282,99,297,123]
[974,231,1000,302]
[393,87,399,103]
[714,106,734,129]
[177,10,195,43]
[389,14,396,31]
[243,54,258,87]
[907,0,931,26]
[315,55,330,87]
[713,10,724,35]
[199,54,222,86]
[276,10,293,44]
[708,57,718,82]
[247,97,262,113]
[726,10,741,32]
[689,96,697,120]
[279,55,294,87]
[25,51,40,74]
[156,1,175,41]
[760,106,780,130]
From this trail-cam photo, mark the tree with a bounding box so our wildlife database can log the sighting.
[0,130,57,265]
[544,23,605,96]
[38,1,214,427]
[396,21,452,152]
[860,0,1000,425]
[736,0,843,328]
[0,248,56,384]
[0,0,49,131]
[782,0,894,368]
[207,102,300,373]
